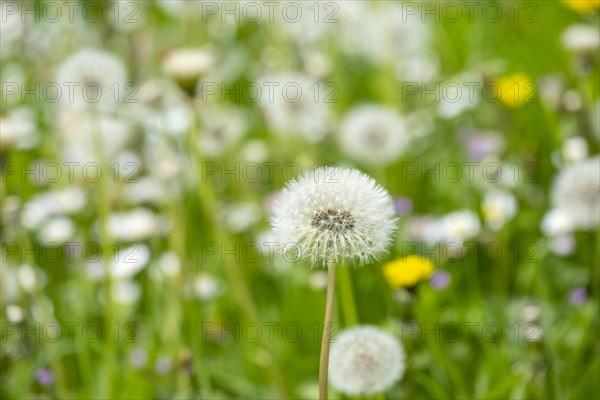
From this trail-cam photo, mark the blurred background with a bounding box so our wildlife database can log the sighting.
[1,0,599,399]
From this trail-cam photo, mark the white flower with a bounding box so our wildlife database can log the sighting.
[58,111,134,165]
[440,210,481,243]
[276,2,331,44]
[386,3,432,57]
[550,156,600,230]
[258,73,332,143]
[561,24,600,53]
[194,273,222,301]
[271,167,397,266]
[122,176,167,205]
[17,264,38,293]
[0,108,38,151]
[520,304,541,324]
[112,280,141,304]
[241,139,269,163]
[21,187,86,230]
[336,2,387,62]
[308,271,328,290]
[133,79,192,136]
[549,233,576,256]
[541,208,575,236]
[482,190,517,231]
[438,74,481,119]
[157,251,181,278]
[0,6,26,56]
[55,49,127,112]
[108,208,157,242]
[6,304,24,323]
[338,105,410,166]
[329,325,405,396]
[109,244,151,279]
[221,202,262,234]
[538,75,564,110]
[38,217,75,244]
[337,2,431,64]
[395,54,439,83]
[562,137,588,164]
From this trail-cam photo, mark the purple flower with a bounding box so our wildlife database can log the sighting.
[466,133,505,161]
[569,287,588,305]
[550,234,575,256]
[155,357,173,375]
[129,348,148,368]
[35,369,54,386]
[430,269,450,290]
[394,196,413,215]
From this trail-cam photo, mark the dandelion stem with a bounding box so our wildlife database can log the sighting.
[319,262,337,400]
[337,266,358,326]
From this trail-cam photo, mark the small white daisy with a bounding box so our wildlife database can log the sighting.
[194,273,223,301]
[37,216,75,245]
[329,325,405,396]
[109,244,151,280]
[562,136,588,164]
[108,208,157,242]
[338,104,410,166]
[270,167,397,266]
[482,190,517,231]
[440,209,481,243]
[0,107,38,151]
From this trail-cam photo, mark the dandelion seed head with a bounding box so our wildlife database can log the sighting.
[329,325,405,396]
[338,105,409,166]
[271,167,396,266]
[551,156,600,230]
[56,49,126,111]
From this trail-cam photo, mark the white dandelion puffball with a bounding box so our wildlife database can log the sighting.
[258,73,332,143]
[550,156,600,230]
[339,105,410,166]
[329,325,405,396]
[270,167,397,266]
[55,49,127,111]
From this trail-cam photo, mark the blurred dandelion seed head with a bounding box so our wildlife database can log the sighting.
[551,156,600,230]
[329,325,405,396]
[339,105,409,166]
[56,49,126,112]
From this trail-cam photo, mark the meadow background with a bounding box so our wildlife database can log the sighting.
[1,0,599,399]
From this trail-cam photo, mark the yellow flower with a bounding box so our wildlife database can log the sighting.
[383,256,434,288]
[496,73,536,108]
[563,0,600,14]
